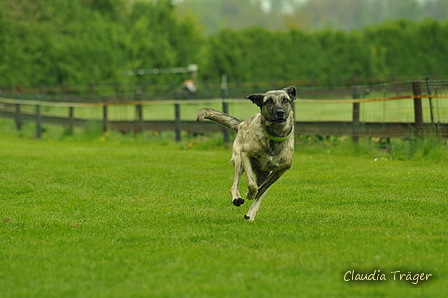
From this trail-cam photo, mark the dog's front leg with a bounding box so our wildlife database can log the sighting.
[230,154,245,206]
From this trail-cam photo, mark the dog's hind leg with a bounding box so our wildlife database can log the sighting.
[245,168,268,200]
[244,169,287,221]
[256,169,287,200]
[230,155,245,206]
[243,169,269,221]
[241,153,258,200]
[244,191,268,222]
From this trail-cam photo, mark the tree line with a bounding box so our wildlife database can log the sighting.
[206,19,448,85]
[177,0,448,33]
[1,0,448,89]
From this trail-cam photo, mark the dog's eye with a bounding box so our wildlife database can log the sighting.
[266,98,274,104]
[282,98,289,103]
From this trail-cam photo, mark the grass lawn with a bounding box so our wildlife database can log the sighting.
[0,130,447,297]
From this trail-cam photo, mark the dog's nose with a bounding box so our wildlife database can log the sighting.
[276,109,285,118]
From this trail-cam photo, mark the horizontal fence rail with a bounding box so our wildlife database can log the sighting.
[1,93,448,106]
[1,80,447,141]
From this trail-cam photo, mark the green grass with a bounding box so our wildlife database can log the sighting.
[0,126,447,297]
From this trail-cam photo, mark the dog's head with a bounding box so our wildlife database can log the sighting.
[245,86,296,124]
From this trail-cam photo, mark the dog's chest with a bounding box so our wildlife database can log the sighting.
[260,155,283,171]
[253,146,291,171]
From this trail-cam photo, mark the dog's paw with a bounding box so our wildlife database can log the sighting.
[244,214,255,222]
[233,197,245,206]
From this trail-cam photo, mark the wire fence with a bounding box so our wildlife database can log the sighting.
[0,80,447,140]
[293,80,445,120]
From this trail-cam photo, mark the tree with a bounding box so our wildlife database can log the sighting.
[0,0,204,86]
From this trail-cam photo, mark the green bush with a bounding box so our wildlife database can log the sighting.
[391,135,448,161]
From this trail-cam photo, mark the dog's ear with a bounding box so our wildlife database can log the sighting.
[245,93,264,109]
[283,86,296,101]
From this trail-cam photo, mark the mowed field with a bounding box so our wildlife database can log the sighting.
[0,128,447,297]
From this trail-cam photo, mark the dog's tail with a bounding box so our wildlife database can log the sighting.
[196,108,242,132]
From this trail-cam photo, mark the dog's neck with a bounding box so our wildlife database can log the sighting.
[262,118,294,142]
[263,127,293,142]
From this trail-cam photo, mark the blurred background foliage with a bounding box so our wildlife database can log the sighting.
[1,0,448,88]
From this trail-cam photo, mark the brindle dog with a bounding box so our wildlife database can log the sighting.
[196,86,296,221]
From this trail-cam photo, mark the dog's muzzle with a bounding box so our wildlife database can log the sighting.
[272,109,287,123]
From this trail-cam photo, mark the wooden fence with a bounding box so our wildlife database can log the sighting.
[0,81,447,141]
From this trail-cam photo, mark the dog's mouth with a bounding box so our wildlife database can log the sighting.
[271,117,287,124]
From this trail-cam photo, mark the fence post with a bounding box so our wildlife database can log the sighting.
[135,90,143,134]
[221,73,231,144]
[222,100,230,143]
[175,103,182,142]
[15,104,22,131]
[425,76,435,125]
[68,106,74,134]
[412,81,424,137]
[15,85,22,131]
[103,103,108,133]
[221,84,230,144]
[36,105,42,139]
[352,86,360,143]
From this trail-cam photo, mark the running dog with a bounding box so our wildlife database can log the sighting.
[196,86,296,221]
